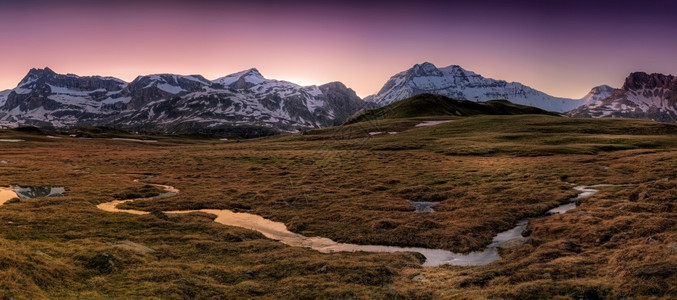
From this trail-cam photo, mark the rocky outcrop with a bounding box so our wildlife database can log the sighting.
[568,72,677,122]
[318,82,371,126]
[125,74,212,109]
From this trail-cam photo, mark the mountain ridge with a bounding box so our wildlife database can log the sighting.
[0,67,368,136]
[2,65,675,133]
[365,62,606,113]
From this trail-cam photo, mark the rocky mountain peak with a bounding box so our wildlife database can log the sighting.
[213,68,267,88]
[243,68,262,76]
[238,68,265,83]
[579,84,616,104]
[623,72,677,91]
[319,81,349,91]
[27,67,56,75]
[409,62,443,77]
[18,67,57,86]
[590,85,614,93]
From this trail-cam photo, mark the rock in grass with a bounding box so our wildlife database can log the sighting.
[81,253,119,274]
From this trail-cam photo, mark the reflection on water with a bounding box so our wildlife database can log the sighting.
[162,208,509,266]
[547,184,634,215]
[547,202,577,214]
[13,186,65,199]
[99,181,522,266]
[99,180,643,267]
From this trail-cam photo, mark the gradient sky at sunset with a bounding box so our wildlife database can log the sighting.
[1,0,676,98]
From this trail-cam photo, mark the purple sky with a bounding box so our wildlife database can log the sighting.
[1,0,676,98]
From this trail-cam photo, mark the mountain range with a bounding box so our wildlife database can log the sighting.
[0,63,674,135]
[363,62,612,113]
[0,67,366,136]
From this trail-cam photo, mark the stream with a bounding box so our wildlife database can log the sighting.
[0,186,65,205]
[95,178,644,266]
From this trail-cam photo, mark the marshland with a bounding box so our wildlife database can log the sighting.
[0,115,675,299]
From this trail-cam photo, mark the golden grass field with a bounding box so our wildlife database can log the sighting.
[0,115,675,299]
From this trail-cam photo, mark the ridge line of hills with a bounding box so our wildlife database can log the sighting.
[0,63,675,136]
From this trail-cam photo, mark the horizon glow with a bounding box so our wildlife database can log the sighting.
[1,0,676,99]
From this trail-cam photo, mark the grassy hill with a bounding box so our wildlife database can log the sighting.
[345,93,559,124]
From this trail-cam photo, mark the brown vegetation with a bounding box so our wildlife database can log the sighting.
[0,115,675,298]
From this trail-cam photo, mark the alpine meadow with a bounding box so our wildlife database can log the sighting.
[1,0,676,299]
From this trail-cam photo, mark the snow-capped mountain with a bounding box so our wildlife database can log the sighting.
[579,85,614,104]
[0,67,366,135]
[0,67,129,127]
[568,72,677,122]
[213,68,267,88]
[116,70,364,133]
[364,62,593,113]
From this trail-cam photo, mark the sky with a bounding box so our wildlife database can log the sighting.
[1,0,676,98]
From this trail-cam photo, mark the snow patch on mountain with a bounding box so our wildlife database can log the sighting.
[213,68,266,86]
[156,83,184,94]
[579,85,614,104]
[47,84,107,96]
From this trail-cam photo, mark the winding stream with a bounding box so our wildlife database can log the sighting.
[94,178,647,267]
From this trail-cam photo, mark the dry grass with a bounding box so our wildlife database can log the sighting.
[0,115,675,298]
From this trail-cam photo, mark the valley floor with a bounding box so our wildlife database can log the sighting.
[0,115,675,299]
